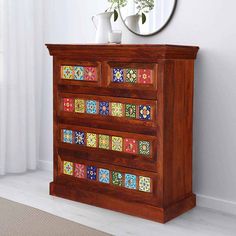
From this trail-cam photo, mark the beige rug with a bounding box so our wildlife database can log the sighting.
[0,197,111,236]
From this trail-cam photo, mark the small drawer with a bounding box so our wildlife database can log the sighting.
[57,59,102,87]
[57,155,160,206]
[106,62,158,91]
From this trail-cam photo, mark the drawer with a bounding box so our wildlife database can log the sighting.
[58,93,158,129]
[58,124,159,172]
[105,62,159,91]
[56,155,161,206]
[57,59,102,87]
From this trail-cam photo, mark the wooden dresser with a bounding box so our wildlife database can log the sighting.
[47,44,199,223]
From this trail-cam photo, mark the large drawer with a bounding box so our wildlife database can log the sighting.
[58,123,159,172]
[56,154,161,206]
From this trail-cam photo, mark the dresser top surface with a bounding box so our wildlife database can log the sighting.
[46,44,199,60]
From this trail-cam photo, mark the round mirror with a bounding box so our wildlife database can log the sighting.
[119,0,177,36]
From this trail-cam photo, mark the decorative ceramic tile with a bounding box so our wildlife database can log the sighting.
[74,66,84,80]
[63,98,74,112]
[61,66,74,80]
[125,104,136,119]
[111,136,123,152]
[113,68,124,83]
[111,103,123,117]
[139,141,151,156]
[139,176,151,192]
[87,166,97,180]
[99,168,110,184]
[62,129,73,144]
[84,67,97,81]
[86,133,97,148]
[112,171,123,186]
[124,138,137,154]
[75,99,85,113]
[86,100,97,114]
[138,69,152,84]
[74,131,85,145]
[99,135,110,150]
[99,101,109,116]
[139,105,151,120]
[125,174,137,190]
[126,69,137,83]
[74,163,86,179]
[63,161,73,176]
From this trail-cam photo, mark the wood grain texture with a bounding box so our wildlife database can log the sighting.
[47,44,199,223]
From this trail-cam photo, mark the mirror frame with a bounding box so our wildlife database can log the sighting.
[119,0,178,37]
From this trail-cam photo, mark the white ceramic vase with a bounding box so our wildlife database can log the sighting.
[125,14,141,34]
[92,12,113,44]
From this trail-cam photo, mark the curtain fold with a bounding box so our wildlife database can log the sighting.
[0,0,37,175]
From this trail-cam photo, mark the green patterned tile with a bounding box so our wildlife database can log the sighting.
[99,134,110,150]
[125,104,136,119]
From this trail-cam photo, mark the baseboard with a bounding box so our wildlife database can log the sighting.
[196,194,236,216]
[37,160,53,172]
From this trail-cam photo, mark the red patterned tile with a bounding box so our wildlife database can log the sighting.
[74,163,86,179]
[138,69,152,84]
[124,138,138,154]
[63,98,74,112]
[84,67,97,81]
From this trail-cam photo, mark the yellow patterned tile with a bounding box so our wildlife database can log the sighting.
[86,133,97,148]
[111,103,123,117]
[112,136,123,152]
[75,99,85,113]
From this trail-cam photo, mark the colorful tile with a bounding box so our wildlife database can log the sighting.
[125,104,136,119]
[84,67,97,81]
[99,135,110,150]
[61,66,74,80]
[74,131,85,145]
[111,136,123,152]
[125,174,137,190]
[113,68,124,83]
[75,99,85,113]
[138,69,152,84]
[111,103,123,117]
[86,100,97,114]
[62,129,73,144]
[126,69,137,83]
[99,101,109,116]
[139,141,151,156]
[87,166,97,180]
[139,176,151,192]
[112,171,123,186]
[63,161,73,176]
[74,163,86,178]
[99,168,110,184]
[63,98,74,112]
[86,133,97,148]
[74,66,84,80]
[139,105,151,120]
[124,138,137,154]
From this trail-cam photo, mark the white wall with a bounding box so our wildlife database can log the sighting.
[38,0,236,214]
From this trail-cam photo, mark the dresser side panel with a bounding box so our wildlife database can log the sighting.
[163,60,195,207]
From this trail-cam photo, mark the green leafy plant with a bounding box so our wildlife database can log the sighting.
[134,0,154,24]
[106,0,127,21]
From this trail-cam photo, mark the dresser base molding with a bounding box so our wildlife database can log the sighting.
[50,182,196,223]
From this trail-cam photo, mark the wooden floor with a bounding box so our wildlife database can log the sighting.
[0,170,235,236]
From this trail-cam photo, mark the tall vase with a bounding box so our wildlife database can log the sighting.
[92,12,113,44]
[125,14,141,34]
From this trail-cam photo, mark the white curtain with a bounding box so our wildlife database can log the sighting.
[0,0,37,175]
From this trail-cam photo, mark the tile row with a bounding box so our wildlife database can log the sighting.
[61,66,98,81]
[63,161,152,193]
[112,68,153,84]
[63,98,152,120]
[62,129,151,156]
